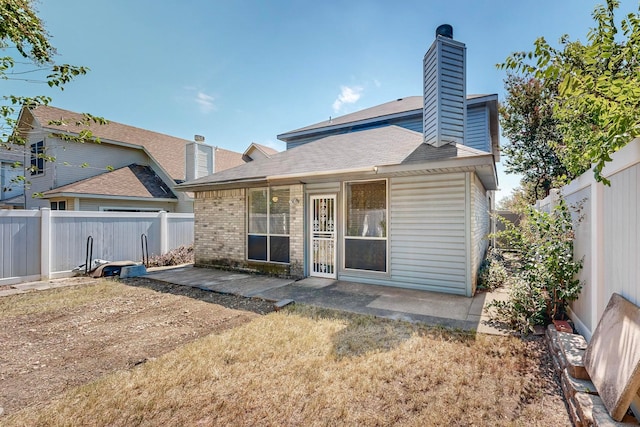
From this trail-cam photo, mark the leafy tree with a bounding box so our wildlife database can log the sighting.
[496,187,528,211]
[0,0,105,197]
[499,75,573,202]
[499,0,640,184]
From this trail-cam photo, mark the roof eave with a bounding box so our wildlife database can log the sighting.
[376,154,498,190]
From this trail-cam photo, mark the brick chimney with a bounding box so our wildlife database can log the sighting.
[423,24,466,147]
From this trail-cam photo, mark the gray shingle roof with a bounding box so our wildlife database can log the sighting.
[279,97,422,136]
[28,105,245,181]
[278,94,497,139]
[178,126,489,189]
[44,164,177,199]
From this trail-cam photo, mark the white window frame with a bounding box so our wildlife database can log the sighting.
[246,186,291,264]
[342,178,389,274]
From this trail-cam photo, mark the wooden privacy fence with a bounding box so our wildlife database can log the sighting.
[0,209,194,285]
[535,138,640,340]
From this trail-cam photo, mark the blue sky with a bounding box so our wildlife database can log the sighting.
[9,0,639,201]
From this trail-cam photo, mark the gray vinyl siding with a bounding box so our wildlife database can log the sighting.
[466,105,490,152]
[470,175,490,293]
[389,173,467,295]
[79,198,177,212]
[49,138,149,187]
[423,38,466,147]
[22,135,149,209]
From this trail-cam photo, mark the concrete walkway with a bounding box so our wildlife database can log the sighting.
[145,265,511,335]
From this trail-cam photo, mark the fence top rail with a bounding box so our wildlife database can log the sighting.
[0,210,195,219]
[0,210,41,218]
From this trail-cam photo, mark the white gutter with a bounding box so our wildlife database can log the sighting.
[375,154,494,175]
[266,166,377,181]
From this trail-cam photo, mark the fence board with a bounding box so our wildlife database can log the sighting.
[1,210,193,284]
[536,138,640,339]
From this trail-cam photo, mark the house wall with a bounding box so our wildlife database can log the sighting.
[385,172,468,295]
[23,133,149,209]
[194,188,246,268]
[193,184,304,278]
[470,173,490,294]
[466,105,490,152]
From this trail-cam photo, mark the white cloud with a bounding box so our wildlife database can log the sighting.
[332,85,363,112]
[373,79,381,88]
[195,91,216,113]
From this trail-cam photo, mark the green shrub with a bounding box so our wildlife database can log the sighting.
[489,277,546,334]
[489,199,583,332]
[478,249,508,291]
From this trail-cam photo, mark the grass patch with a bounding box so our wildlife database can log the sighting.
[3,303,567,426]
[0,280,120,318]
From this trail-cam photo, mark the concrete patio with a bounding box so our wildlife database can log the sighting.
[144,265,511,335]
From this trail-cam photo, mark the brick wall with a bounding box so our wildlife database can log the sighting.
[194,185,305,278]
[194,189,246,268]
[289,184,304,277]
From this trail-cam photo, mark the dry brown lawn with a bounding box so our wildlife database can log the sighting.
[0,280,570,426]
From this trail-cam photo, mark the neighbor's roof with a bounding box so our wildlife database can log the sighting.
[178,125,495,190]
[278,94,497,140]
[44,164,177,200]
[215,146,247,171]
[27,105,244,181]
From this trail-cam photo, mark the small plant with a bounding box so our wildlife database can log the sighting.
[490,277,546,334]
[147,244,194,267]
[489,199,583,332]
[478,248,508,291]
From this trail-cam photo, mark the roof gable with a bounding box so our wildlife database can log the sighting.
[28,105,190,181]
[44,164,177,199]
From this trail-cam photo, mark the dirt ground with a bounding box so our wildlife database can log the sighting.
[0,277,275,415]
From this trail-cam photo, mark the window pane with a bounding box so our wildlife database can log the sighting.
[30,141,44,175]
[270,236,290,263]
[345,239,386,271]
[346,181,386,237]
[248,189,267,233]
[247,235,267,261]
[269,188,290,235]
[50,202,58,210]
[59,201,66,210]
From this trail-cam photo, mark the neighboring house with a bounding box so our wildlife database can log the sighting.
[177,25,499,296]
[0,105,248,211]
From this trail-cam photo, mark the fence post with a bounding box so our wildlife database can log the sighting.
[160,210,168,255]
[590,180,605,335]
[40,208,51,280]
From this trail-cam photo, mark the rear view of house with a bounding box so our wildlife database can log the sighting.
[178,25,499,296]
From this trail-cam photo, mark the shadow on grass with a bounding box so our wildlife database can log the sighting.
[285,303,476,360]
[121,277,276,315]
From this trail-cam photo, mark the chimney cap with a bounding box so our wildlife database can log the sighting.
[436,24,453,39]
